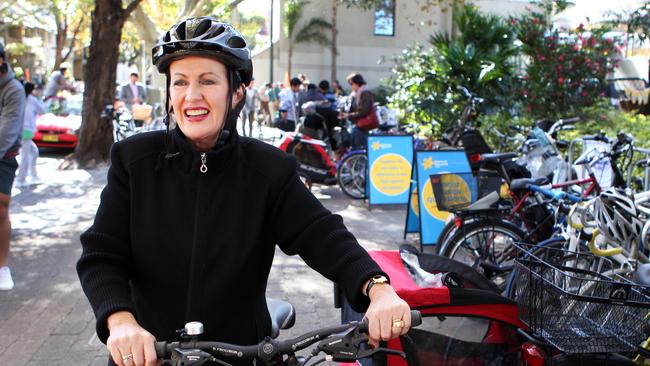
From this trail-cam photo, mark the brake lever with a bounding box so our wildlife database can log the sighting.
[316,324,407,362]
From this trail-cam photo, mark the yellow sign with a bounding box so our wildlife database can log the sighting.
[422,174,471,220]
[369,153,411,196]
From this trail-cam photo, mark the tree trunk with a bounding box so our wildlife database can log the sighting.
[287,43,293,80]
[330,1,337,83]
[67,0,142,169]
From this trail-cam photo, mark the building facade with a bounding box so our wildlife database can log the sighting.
[251,0,530,88]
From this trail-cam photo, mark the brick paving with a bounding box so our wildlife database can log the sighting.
[0,151,412,366]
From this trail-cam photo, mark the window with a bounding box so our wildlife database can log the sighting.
[374,0,395,36]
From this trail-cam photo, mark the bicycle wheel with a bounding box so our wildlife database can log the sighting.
[337,152,367,199]
[439,218,527,291]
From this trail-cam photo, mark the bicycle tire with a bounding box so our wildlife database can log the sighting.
[439,218,527,291]
[337,152,367,199]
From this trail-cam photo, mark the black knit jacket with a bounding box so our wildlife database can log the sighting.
[76,126,384,350]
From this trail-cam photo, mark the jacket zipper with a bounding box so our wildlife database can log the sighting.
[200,153,207,173]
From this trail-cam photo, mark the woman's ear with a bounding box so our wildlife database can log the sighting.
[231,86,245,108]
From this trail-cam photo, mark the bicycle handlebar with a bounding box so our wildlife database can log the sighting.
[155,310,422,365]
[588,228,624,257]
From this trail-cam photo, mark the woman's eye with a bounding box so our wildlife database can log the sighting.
[202,79,216,85]
[173,80,187,86]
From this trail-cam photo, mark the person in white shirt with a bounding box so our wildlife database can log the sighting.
[241,78,259,137]
[277,77,301,127]
[16,82,46,187]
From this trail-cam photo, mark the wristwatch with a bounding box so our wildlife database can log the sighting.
[365,275,390,297]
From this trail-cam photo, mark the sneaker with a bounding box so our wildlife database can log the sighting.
[26,176,43,186]
[0,266,14,290]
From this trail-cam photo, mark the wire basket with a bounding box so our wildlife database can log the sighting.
[429,172,501,212]
[510,242,650,354]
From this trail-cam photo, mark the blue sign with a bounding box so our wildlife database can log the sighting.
[367,135,413,205]
[415,150,474,245]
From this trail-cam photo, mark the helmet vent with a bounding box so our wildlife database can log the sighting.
[176,21,187,40]
[195,19,212,37]
[210,25,226,38]
[227,36,246,49]
[163,31,171,43]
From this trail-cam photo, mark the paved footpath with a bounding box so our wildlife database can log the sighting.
[0,152,412,366]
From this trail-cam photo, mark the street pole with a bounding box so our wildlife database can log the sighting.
[270,0,274,83]
[141,40,146,85]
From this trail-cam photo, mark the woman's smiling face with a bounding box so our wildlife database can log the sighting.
[169,56,243,150]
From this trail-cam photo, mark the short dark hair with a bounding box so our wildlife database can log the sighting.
[307,83,317,91]
[290,77,302,87]
[346,73,366,87]
[0,42,4,59]
[130,72,139,78]
[24,82,35,96]
[318,80,330,90]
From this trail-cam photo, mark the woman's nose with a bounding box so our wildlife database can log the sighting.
[185,82,202,101]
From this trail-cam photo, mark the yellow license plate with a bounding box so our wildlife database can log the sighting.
[42,134,59,142]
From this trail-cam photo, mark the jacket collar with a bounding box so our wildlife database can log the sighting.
[169,125,239,174]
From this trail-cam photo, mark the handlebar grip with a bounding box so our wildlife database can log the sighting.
[154,341,168,358]
[410,310,422,327]
[359,310,423,333]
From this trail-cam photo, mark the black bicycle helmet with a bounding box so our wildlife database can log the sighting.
[152,16,253,85]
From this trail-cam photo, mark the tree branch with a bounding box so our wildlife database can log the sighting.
[124,0,143,17]
[62,16,85,63]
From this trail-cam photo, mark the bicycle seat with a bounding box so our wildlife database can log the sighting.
[479,153,518,165]
[267,299,296,338]
[637,158,650,168]
[509,177,549,191]
[635,263,650,287]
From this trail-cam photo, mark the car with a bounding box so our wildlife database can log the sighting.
[33,93,82,149]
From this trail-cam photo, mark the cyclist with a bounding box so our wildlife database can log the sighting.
[76,17,410,366]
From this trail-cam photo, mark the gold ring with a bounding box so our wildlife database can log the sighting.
[392,319,405,328]
[122,354,133,361]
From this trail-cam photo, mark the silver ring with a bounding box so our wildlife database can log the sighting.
[122,353,133,361]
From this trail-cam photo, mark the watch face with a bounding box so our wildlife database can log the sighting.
[373,275,388,284]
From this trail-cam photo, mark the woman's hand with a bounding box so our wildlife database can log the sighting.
[364,284,411,348]
[106,311,158,366]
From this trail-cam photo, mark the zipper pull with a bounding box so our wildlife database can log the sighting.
[200,153,207,173]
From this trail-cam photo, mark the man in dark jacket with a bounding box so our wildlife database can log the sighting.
[0,42,26,291]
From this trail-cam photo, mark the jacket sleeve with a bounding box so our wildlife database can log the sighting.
[270,155,386,312]
[348,91,374,120]
[33,96,47,115]
[76,142,135,343]
[0,83,25,157]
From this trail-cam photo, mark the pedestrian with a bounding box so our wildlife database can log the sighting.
[258,82,271,127]
[76,17,410,366]
[318,80,337,111]
[15,82,46,187]
[266,82,277,120]
[339,73,375,149]
[240,77,258,136]
[332,79,346,97]
[43,62,75,101]
[0,42,26,291]
[278,77,301,128]
[118,72,147,111]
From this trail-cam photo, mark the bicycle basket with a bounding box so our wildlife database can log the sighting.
[510,242,650,354]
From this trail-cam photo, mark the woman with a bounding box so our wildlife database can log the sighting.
[16,82,46,186]
[340,73,375,149]
[76,17,410,366]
